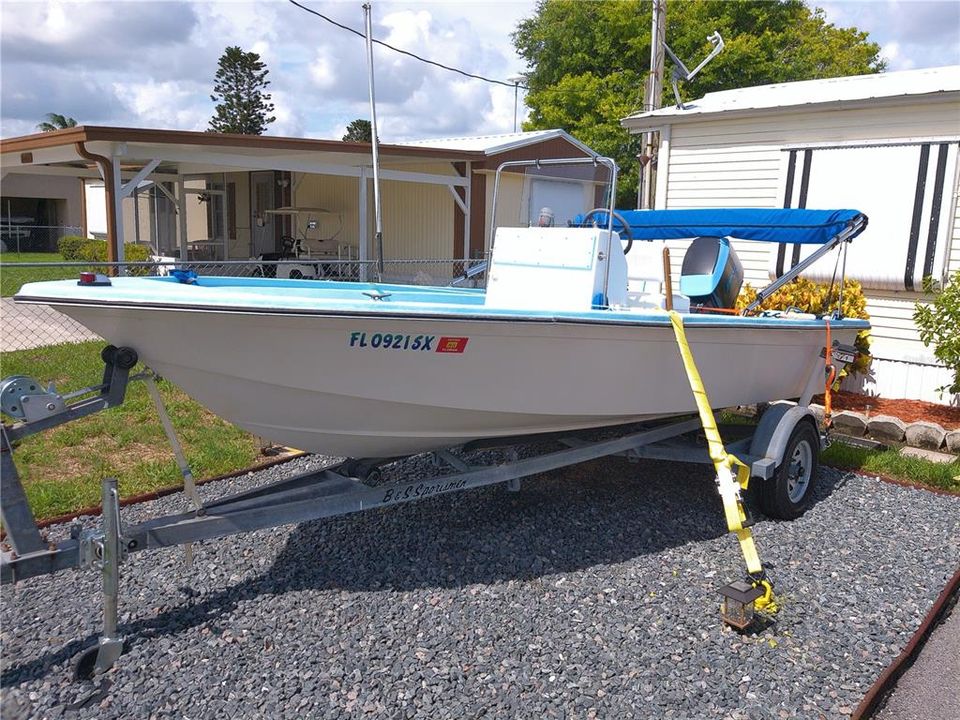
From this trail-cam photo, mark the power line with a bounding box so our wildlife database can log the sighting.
[287,0,528,90]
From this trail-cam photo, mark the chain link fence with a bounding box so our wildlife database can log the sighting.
[0,225,83,254]
[0,257,486,353]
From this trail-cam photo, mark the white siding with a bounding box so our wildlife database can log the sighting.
[948,179,960,276]
[659,99,960,376]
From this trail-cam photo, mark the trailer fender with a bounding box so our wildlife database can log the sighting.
[748,402,818,480]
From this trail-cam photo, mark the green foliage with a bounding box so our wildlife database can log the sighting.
[209,46,276,135]
[36,113,78,132]
[914,271,960,395]
[73,241,153,276]
[57,235,87,260]
[343,119,373,143]
[513,0,884,207]
[736,277,872,378]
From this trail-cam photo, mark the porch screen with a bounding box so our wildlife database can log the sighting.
[770,141,959,291]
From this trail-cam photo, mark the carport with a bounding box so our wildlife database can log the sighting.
[0,126,482,267]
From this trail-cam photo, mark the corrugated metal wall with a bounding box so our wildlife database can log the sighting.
[294,163,459,262]
[293,173,362,256]
[380,178,454,260]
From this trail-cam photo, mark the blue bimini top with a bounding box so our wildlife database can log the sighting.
[572,208,867,245]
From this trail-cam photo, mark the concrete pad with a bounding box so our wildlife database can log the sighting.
[868,414,907,443]
[0,298,98,351]
[905,421,947,450]
[900,446,958,464]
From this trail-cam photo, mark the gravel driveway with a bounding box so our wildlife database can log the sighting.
[2,454,958,719]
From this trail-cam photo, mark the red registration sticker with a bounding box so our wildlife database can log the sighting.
[436,336,469,354]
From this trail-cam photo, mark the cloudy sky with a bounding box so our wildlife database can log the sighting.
[1,0,958,142]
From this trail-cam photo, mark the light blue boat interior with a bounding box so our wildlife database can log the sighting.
[15,208,870,331]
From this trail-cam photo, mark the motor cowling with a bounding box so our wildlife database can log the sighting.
[679,236,744,309]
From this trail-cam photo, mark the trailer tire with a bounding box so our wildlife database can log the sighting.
[762,420,819,520]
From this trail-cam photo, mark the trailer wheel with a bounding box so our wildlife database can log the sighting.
[762,420,819,520]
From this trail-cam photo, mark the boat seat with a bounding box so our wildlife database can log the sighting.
[623,240,690,312]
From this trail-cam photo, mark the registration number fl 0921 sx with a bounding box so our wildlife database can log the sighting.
[348,332,469,354]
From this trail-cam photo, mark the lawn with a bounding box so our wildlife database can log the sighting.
[822,441,960,493]
[1,340,263,521]
[0,252,75,297]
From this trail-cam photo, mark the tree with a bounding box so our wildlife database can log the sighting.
[209,46,276,135]
[37,113,78,132]
[513,0,884,206]
[342,119,373,143]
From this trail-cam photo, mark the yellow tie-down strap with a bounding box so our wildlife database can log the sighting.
[668,311,776,611]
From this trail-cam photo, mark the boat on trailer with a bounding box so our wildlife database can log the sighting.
[14,162,868,459]
[1,156,870,672]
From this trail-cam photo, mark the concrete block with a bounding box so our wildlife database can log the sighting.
[946,430,960,454]
[867,415,907,443]
[831,410,867,436]
[904,421,946,450]
[900,446,958,464]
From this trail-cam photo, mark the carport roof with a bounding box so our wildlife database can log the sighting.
[0,125,485,164]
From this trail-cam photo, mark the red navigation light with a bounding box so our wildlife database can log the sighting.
[77,272,111,287]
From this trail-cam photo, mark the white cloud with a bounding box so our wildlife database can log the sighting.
[112,80,209,131]
[0,0,539,140]
[820,1,960,72]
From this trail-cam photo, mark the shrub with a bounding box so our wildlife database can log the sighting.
[736,277,872,379]
[77,240,154,276]
[914,271,960,395]
[58,235,88,261]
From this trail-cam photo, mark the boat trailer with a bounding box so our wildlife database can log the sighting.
[1,334,856,677]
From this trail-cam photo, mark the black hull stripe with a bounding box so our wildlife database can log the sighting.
[904,144,931,291]
[922,143,950,280]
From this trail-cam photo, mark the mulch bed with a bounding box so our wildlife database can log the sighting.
[812,390,960,430]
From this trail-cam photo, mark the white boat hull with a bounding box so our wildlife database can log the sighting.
[50,303,855,457]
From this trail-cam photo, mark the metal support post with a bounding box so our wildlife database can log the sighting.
[143,373,199,565]
[97,478,124,671]
[0,427,45,555]
[75,478,125,678]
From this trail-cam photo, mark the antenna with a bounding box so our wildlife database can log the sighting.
[663,32,724,109]
[363,3,384,280]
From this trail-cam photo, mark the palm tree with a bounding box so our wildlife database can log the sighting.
[37,113,78,132]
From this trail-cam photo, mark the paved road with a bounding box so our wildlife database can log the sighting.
[0,298,99,351]
[876,602,960,720]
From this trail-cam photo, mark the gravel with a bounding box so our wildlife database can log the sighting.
[2,452,958,719]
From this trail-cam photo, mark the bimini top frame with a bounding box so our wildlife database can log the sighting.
[489,155,619,300]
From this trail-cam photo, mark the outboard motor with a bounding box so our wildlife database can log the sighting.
[679,236,743,309]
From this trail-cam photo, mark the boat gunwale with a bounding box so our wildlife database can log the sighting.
[15,293,871,331]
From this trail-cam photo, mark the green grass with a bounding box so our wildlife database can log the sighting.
[1,341,263,520]
[0,252,74,297]
[822,441,960,493]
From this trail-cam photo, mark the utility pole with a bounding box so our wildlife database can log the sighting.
[639,0,666,209]
[508,75,524,133]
